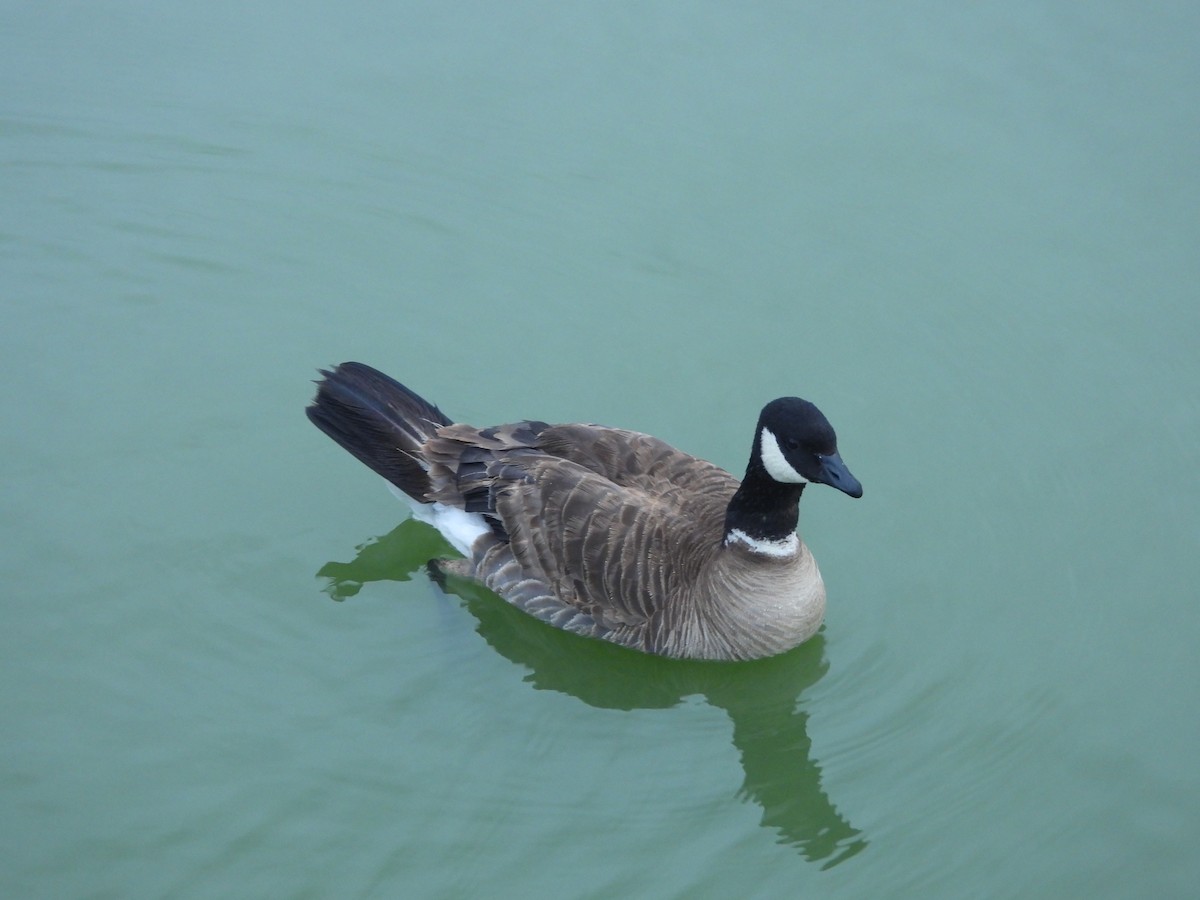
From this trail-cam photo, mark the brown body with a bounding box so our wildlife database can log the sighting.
[428,423,827,659]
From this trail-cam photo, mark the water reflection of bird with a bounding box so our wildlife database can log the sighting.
[318,521,867,866]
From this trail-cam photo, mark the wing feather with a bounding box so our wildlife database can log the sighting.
[492,427,737,628]
[423,420,739,636]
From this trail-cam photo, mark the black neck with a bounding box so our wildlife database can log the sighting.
[723,458,805,542]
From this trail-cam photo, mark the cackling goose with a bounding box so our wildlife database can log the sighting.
[307,362,862,660]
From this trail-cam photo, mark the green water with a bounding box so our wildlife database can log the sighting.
[3,3,1197,897]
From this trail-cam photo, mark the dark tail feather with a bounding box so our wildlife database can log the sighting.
[306,362,452,500]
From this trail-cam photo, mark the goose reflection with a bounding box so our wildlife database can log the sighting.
[318,520,867,867]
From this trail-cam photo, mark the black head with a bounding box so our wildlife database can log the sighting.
[755,397,863,498]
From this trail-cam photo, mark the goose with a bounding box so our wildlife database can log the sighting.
[306,362,862,660]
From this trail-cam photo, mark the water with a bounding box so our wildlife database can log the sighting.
[3,3,1198,897]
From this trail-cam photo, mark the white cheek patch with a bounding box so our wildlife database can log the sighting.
[759,427,809,484]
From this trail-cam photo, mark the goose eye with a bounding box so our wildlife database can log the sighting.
[785,437,800,450]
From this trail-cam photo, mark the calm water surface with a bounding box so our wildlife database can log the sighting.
[3,3,1198,897]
